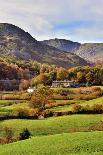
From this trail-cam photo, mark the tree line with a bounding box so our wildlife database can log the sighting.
[33,65,103,86]
[0,57,103,90]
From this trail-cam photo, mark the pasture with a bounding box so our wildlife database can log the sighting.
[0,131,103,155]
[0,86,103,155]
[0,114,103,137]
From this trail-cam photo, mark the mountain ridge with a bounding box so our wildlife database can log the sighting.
[41,38,103,63]
[0,23,88,68]
[42,38,81,52]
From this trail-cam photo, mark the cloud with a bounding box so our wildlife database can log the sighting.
[0,0,103,42]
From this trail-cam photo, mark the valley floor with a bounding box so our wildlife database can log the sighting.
[0,114,103,137]
[0,131,103,155]
[0,86,103,155]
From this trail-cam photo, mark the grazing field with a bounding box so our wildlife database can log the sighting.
[0,131,103,155]
[0,100,27,117]
[0,86,103,115]
[80,96,103,106]
[50,96,103,112]
[0,86,103,155]
[0,100,23,108]
[0,114,103,137]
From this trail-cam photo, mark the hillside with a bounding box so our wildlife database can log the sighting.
[42,39,103,63]
[42,38,81,52]
[74,43,103,63]
[0,23,88,68]
[0,131,103,155]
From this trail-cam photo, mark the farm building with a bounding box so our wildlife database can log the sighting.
[52,81,77,87]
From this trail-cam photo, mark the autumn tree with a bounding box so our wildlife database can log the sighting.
[19,79,30,91]
[32,73,47,86]
[77,71,86,83]
[57,68,68,80]
[30,85,53,111]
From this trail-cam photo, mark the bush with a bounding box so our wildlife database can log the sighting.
[19,129,31,140]
[29,109,39,118]
[91,87,102,92]
[73,87,103,100]
[92,104,103,113]
[3,126,14,143]
[12,108,30,117]
[72,104,82,113]
[72,103,103,114]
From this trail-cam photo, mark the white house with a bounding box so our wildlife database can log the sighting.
[52,81,76,87]
[27,87,36,93]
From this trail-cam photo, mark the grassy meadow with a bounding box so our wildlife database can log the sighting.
[0,131,103,155]
[0,114,103,138]
[0,86,103,154]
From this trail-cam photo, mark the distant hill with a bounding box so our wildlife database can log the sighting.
[0,23,88,68]
[74,43,103,63]
[42,39,103,63]
[42,38,81,52]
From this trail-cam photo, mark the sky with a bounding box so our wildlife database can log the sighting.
[0,0,103,43]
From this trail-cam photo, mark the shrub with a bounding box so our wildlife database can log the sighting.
[92,104,103,113]
[12,108,30,117]
[91,87,102,92]
[19,129,31,140]
[29,109,39,118]
[3,126,14,143]
[72,104,82,113]
[89,122,103,131]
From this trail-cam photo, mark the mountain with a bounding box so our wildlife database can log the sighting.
[0,23,88,68]
[74,43,103,63]
[42,39,103,63]
[42,38,81,52]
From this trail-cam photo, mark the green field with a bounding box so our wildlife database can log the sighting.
[49,96,103,112]
[0,86,103,155]
[0,100,19,107]
[0,114,103,137]
[0,100,26,117]
[0,86,103,115]
[1,95,103,114]
[0,131,103,155]
[80,96,103,106]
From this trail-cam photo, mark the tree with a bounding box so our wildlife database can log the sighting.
[30,85,53,111]
[19,79,30,91]
[86,72,94,85]
[77,71,86,83]
[57,68,68,80]
[33,73,47,86]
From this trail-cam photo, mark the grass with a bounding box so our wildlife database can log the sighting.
[0,114,103,137]
[1,96,102,114]
[1,102,29,110]
[0,86,103,114]
[49,96,103,112]
[50,105,72,112]
[54,100,77,105]
[0,100,27,117]
[0,100,16,107]
[80,96,103,107]
[0,87,103,154]
[51,87,78,92]
[0,131,103,155]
